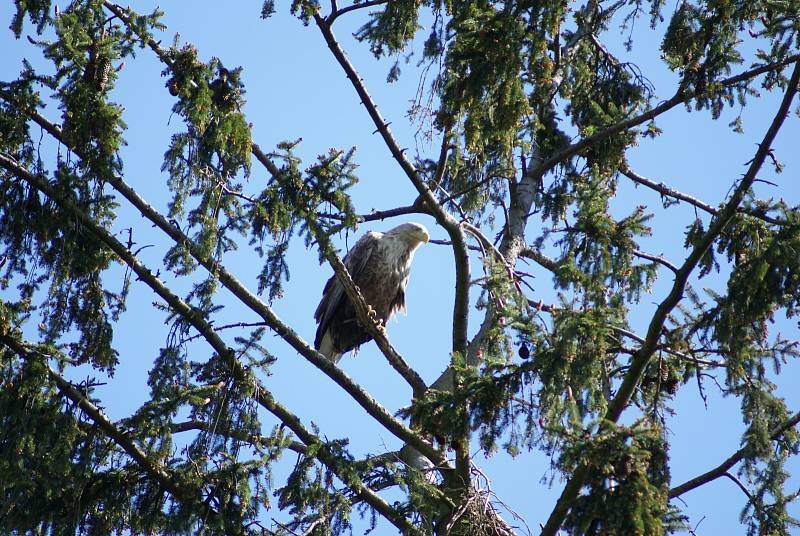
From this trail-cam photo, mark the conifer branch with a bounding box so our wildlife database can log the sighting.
[99,2,451,480]
[1,57,443,469]
[531,53,800,181]
[0,334,225,529]
[669,411,800,498]
[540,59,800,536]
[519,246,559,272]
[256,389,425,535]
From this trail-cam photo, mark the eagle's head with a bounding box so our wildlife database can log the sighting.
[388,222,429,246]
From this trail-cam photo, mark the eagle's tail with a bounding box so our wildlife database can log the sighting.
[316,331,343,364]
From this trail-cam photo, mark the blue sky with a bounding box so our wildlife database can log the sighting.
[2,1,800,534]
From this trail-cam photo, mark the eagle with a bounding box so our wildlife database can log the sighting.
[314,222,430,363]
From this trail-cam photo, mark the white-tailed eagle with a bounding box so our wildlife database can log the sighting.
[314,222,429,363]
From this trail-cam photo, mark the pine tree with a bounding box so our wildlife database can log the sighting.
[2,1,800,534]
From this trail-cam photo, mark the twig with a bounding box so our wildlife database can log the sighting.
[722,472,754,501]
[181,320,268,344]
[316,204,423,223]
[632,249,679,274]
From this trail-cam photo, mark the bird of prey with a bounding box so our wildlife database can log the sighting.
[314,222,429,363]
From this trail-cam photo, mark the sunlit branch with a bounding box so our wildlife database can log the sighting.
[181,320,268,344]
[669,411,800,498]
[309,8,474,486]
[622,167,787,226]
[610,326,724,368]
[541,59,800,536]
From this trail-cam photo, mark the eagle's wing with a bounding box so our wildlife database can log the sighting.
[314,232,381,350]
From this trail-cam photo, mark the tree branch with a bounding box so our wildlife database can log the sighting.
[621,167,787,226]
[326,0,388,24]
[540,59,800,536]
[0,151,441,531]
[531,53,800,181]
[631,248,679,274]
[669,411,800,498]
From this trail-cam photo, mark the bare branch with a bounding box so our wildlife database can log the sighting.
[621,167,787,226]
[519,246,559,273]
[670,411,800,498]
[631,249,679,274]
[316,204,423,224]
[327,0,389,24]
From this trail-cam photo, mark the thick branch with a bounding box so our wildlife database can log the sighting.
[669,411,800,498]
[541,59,800,536]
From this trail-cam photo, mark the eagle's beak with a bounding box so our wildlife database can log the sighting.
[421,229,430,243]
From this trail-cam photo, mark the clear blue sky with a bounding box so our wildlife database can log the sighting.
[2,1,799,534]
